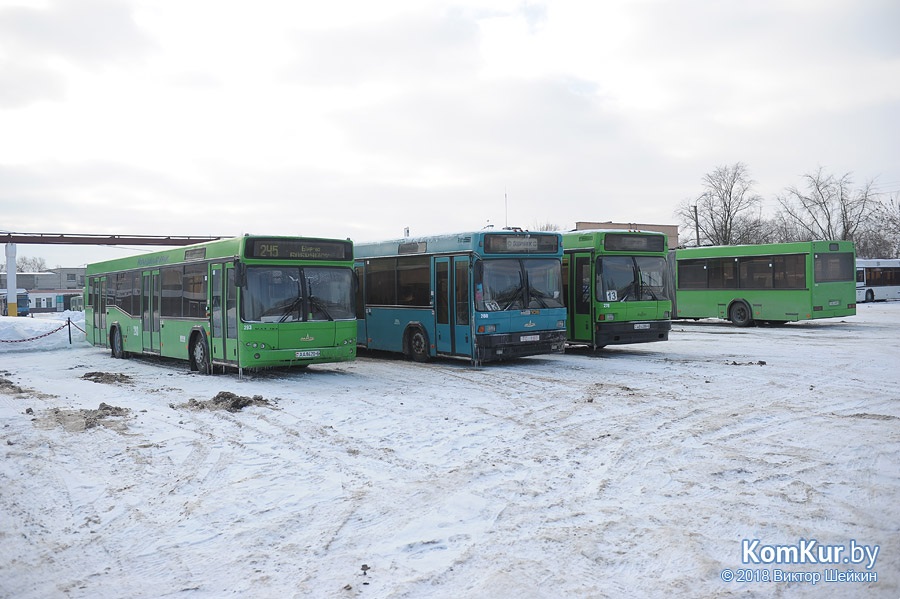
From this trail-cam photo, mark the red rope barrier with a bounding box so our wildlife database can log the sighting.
[0,321,73,343]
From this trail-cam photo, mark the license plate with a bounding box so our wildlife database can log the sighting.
[295,350,321,358]
[520,334,540,342]
[829,300,840,306]
[634,323,650,330]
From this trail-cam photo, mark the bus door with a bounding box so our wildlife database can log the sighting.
[91,276,108,347]
[142,270,160,352]
[224,264,238,364]
[452,256,472,356]
[569,253,593,343]
[434,255,472,356]
[210,264,226,362]
[355,265,367,346]
[435,258,451,354]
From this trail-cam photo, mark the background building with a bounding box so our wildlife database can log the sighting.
[0,268,86,313]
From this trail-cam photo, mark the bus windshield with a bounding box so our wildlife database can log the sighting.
[598,256,669,302]
[242,266,354,322]
[475,258,564,311]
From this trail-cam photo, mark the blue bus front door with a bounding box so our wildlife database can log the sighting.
[435,257,451,354]
[434,256,472,357]
[452,256,472,357]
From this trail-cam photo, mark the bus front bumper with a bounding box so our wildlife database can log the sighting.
[595,320,671,346]
[239,344,357,368]
[475,329,567,362]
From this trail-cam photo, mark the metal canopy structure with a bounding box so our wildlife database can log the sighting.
[0,233,224,246]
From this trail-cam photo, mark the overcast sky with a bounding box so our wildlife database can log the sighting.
[2,0,898,268]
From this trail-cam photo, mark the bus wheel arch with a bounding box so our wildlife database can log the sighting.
[110,325,127,359]
[189,329,212,375]
[865,289,875,303]
[728,300,754,327]
[404,325,430,362]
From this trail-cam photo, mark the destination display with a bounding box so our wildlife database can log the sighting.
[604,233,666,252]
[245,238,352,261]
[484,233,559,254]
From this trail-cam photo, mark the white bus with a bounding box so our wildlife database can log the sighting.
[856,259,900,302]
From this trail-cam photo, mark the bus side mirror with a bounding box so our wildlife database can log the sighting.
[234,260,246,287]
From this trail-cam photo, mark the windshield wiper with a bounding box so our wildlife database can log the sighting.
[528,287,549,308]
[496,285,525,310]
[278,296,304,323]
[309,296,334,321]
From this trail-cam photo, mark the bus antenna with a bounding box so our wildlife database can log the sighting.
[505,188,508,228]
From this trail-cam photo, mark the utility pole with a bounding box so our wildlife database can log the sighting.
[5,243,17,317]
[693,205,700,246]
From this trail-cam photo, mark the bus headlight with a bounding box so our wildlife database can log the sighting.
[557,320,566,328]
[477,324,497,333]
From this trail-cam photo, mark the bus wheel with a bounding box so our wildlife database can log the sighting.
[729,301,753,327]
[192,335,212,375]
[407,327,430,363]
[111,327,126,359]
[865,289,874,303]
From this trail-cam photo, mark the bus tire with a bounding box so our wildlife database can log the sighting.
[729,301,753,327]
[865,289,874,303]
[110,327,127,359]
[406,326,430,363]
[191,333,212,375]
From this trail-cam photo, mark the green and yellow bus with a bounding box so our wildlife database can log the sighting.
[85,236,356,374]
[673,240,856,326]
[562,230,672,348]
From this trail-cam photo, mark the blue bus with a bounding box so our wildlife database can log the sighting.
[354,230,567,364]
[0,289,30,316]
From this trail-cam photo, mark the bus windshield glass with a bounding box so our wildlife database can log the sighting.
[598,256,669,302]
[242,266,354,322]
[475,258,564,311]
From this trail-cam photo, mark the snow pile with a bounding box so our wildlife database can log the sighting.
[0,311,86,352]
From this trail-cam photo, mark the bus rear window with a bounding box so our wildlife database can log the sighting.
[814,252,854,283]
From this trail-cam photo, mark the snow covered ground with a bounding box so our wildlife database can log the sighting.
[1,304,898,598]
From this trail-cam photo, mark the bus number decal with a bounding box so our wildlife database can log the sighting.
[258,244,278,257]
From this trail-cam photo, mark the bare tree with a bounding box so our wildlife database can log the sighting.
[16,256,47,272]
[675,162,764,246]
[775,167,876,242]
[857,193,900,257]
[531,221,561,232]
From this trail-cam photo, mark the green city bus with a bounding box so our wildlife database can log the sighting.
[562,230,672,348]
[673,240,856,326]
[84,236,356,374]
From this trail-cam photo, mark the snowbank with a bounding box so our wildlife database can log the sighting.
[0,311,86,352]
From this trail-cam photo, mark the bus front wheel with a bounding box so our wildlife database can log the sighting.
[729,301,753,327]
[865,289,875,303]
[111,327,127,359]
[192,335,212,375]
[406,327,430,363]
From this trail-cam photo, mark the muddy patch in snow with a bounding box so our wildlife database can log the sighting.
[176,391,273,412]
[0,370,55,399]
[81,371,134,385]
[34,403,131,433]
